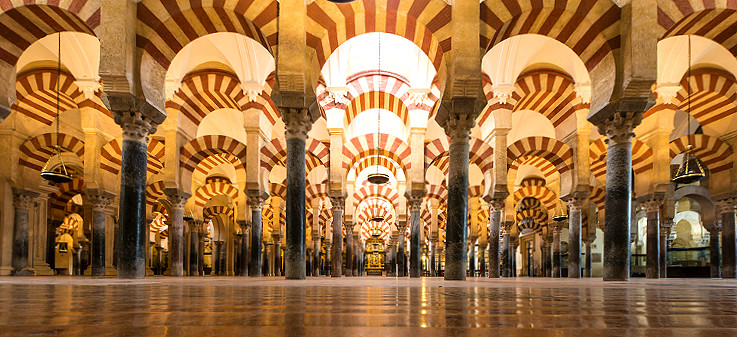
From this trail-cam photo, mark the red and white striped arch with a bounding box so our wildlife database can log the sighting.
[0,3,99,66]
[260,138,329,172]
[346,72,439,112]
[354,156,402,182]
[203,205,234,222]
[672,68,737,129]
[136,0,276,70]
[508,155,561,185]
[513,185,557,212]
[19,133,84,172]
[658,2,737,55]
[60,214,81,230]
[343,133,411,175]
[426,137,493,174]
[180,135,247,173]
[589,137,653,182]
[424,184,447,207]
[49,178,84,211]
[516,207,548,225]
[590,187,605,211]
[146,180,166,208]
[361,221,391,242]
[351,184,400,211]
[670,134,733,174]
[268,182,286,199]
[480,0,620,70]
[100,138,165,176]
[150,213,167,233]
[511,69,586,127]
[507,137,573,175]
[306,183,329,205]
[346,91,410,127]
[306,0,452,71]
[194,153,245,181]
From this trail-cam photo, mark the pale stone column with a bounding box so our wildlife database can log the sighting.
[248,196,265,277]
[330,197,344,277]
[352,232,360,276]
[583,235,594,278]
[87,190,115,276]
[511,236,519,277]
[540,237,550,277]
[324,238,332,276]
[32,186,55,275]
[660,218,673,278]
[344,221,354,277]
[272,233,282,276]
[717,198,736,279]
[429,238,438,276]
[165,190,190,277]
[408,196,423,278]
[488,199,504,278]
[396,221,407,277]
[597,111,642,281]
[312,234,320,276]
[385,241,395,276]
[443,113,474,280]
[501,223,512,277]
[11,189,38,276]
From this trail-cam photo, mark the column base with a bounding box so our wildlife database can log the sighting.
[0,266,13,276]
[11,268,35,276]
[32,263,55,276]
[105,267,118,276]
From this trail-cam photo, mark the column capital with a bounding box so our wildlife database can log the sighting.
[192,220,204,232]
[165,189,191,210]
[330,196,344,211]
[86,189,115,212]
[443,113,475,144]
[551,222,565,234]
[344,220,355,231]
[237,220,249,231]
[716,198,737,215]
[638,193,665,214]
[282,107,314,140]
[596,111,643,145]
[487,198,506,213]
[106,93,165,143]
[564,191,589,212]
[407,195,423,212]
[248,195,265,210]
[659,225,673,237]
[12,188,39,210]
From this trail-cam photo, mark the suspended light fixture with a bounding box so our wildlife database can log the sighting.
[371,216,385,222]
[552,199,568,222]
[327,0,357,3]
[368,32,390,185]
[40,33,73,184]
[672,35,706,185]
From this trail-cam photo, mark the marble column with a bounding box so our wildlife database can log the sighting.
[190,221,202,276]
[397,228,406,277]
[598,111,641,281]
[660,221,672,278]
[114,110,158,279]
[710,229,721,278]
[165,190,190,277]
[352,233,360,276]
[11,189,38,276]
[386,242,395,276]
[583,237,593,278]
[248,196,264,277]
[488,200,504,278]
[552,224,562,278]
[511,239,519,277]
[272,234,282,276]
[501,224,511,277]
[312,235,320,276]
[212,241,221,275]
[344,221,353,277]
[87,191,114,276]
[468,240,477,277]
[238,221,249,276]
[718,199,736,278]
[324,241,332,276]
[443,114,473,280]
[540,238,549,277]
[330,197,344,277]
[640,197,662,279]
[479,245,486,277]
[282,108,313,280]
[429,238,438,276]
[566,197,585,278]
[409,197,423,278]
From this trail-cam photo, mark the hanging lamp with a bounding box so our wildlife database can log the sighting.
[672,35,706,185]
[367,32,390,185]
[40,33,73,184]
[327,0,357,3]
[552,199,568,222]
[371,216,385,222]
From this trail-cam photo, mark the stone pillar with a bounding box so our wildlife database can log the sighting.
[272,234,282,276]
[165,190,190,277]
[212,241,221,275]
[709,228,721,278]
[385,242,395,276]
[478,244,486,277]
[540,238,549,277]
[112,105,161,279]
[640,196,663,279]
[501,223,511,277]
[552,223,562,278]
[11,189,38,276]
[565,197,586,278]
[312,235,320,276]
[237,220,249,276]
[190,221,202,276]
[87,191,114,276]
[429,238,438,276]
[282,108,313,280]
[660,220,672,278]
[330,197,344,277]
[352,233,360,276]
[397,225,407,277]
[408,197,423,278]
[324,240,331,276]
[597,111,641,281]
[718,199,736,279]
[583,236,593,278]
[488,200,504,278]
[443,114,474,280]
[248,196,264,277]
[511,238,518,277]
[344,221,353,277]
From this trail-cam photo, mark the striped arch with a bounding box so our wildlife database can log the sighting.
[351,184,400,211]
[353,155,402,183]
[136,0,276,70]
[520,177,546,188]
[361,221,391,242]
[590,187,605,211]
[262,204,285,231]
[672,68,737,129]
[357,204,395,226]
[203,205,234,222]
[513,185,557,211]
[424,184,447,206]
[151,202,167,216]
[305,1,452,71]
[507,137,573,174]
[0,4,99,67]
[150,213,167,233]
[511,69,585,127]
[194,153,245,180]
[589,137,654,182]
[49,178,84,211]
[424,138,448,168]
[260,138,329,172]
[320,72,439,113]
[167,70,244,132]
[658,3,737,55]
[306,183,329,205]
[194,181,238,207]
[516,207,549,225]
[509,155,561,185]
[60,214,82,230]
[670,134,734,174]
[13,69,109,125]
[343,134,411,174]
[146,180,166,207]
[517,217,542,233]
[480,1,620,70]
[428,138,494,175]
[269,182,286,199]
[345,91,410,127]
[180,135,247,173]
[100,138,165,176]
[19,133,84,171]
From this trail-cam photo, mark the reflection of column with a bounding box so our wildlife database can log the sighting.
[12,188,38,276]
[565,197,586,278]
[248,196,264,277]
[88,191,114,276]
[660,219,673,278]
[552,223,562,278]
[408,197,423,278]
[709,228,721,278]
[330,197,344,277]
[488,199,504,278]
[597,111,642,281]
[640,196,663,279]
[718,198,736,279]
[165,190,190,277]
[443,113,474,280]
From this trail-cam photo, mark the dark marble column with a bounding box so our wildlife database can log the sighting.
[552,224,562,278]
[429,239,437,276]
[198,234,205,276]
[165,190,190,277]
[660,221,672,278]
[409,197,423,278]
[344,222,353,277]
[87,190,114,276]
[583,237,593,278]
[468,241,477,277]
[501,225,511,277]
[386,243,395,276]
[272,235,282,276]
[190,221,202,276]
[325,241,332,276]
[312,235,320,276]
[511,239,518,277]
[113,109,159,279]
[11,189,38,276]
[710,229,721,278]
[282,108,314,280]
[397,227,406,277]
[540,238,549,277]
[238,220,249,276]
[598,111,642,281]
[248,196,264,277]
[443,114,474,280]
[488,200,504,278]
[640,197,662,279]
[220,241,227,275]
[718,199,736,278]
[479,245,486,277]
[565,197,586,278]
[330,197,344,277]
[212,241,221,275]
[352,233,360,276]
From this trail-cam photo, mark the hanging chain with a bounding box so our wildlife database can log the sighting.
[687,35,692,146]
[375,33,381,177]
[56,32,61,146]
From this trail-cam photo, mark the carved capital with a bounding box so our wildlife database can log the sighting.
[344,220,355,231]
[407,196,423,212]
[12,188,39,210]
[106,93,164,143]
[444,113,475,144]
[165,189,190,210]
[638,193,665,214]
[248,195,265,211]
[488,198,505,213]
[551,222,565,234]
[282,107,314,140]
[564,193,588,213]
[330,196,344,212]
[87,190,115,212]
[716,198,737,215]
[597,111,643,145]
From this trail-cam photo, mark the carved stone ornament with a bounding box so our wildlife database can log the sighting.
[597,111,643,145]
[488,198,506,213]
[114,111,156,143]
[444,113,475,144]
[87,190,115,212]
[282,107,314,140]
[165,189,191,210]
[12,188,39,210]
[330,196,344,212]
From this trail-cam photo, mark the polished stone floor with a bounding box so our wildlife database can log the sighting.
[0,276,735,336]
